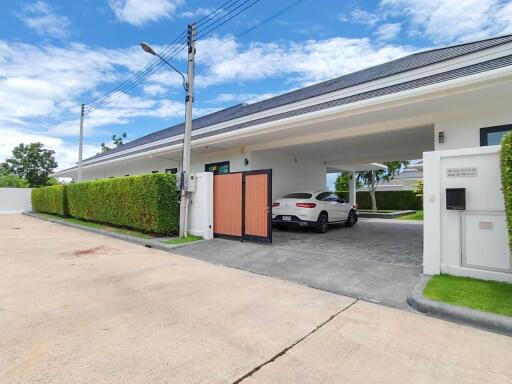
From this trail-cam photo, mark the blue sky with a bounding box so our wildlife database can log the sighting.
[1,0,512,177]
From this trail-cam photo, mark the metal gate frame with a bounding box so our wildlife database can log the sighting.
[213,169,272,243]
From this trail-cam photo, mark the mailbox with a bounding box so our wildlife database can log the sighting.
[446,188,466,210]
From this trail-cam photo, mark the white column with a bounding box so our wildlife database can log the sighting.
[349,171,356,205]
[422,151,441,275]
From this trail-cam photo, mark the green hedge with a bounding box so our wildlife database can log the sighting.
[31,185,68,216]
[67,173,179,235]
[336,190,422,210]
[501,131,512,245]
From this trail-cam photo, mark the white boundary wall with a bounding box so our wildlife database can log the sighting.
[0,188,32,214]
[187,172,213,240]
[423,145,512,282]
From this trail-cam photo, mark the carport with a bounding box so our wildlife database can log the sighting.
[178,82,440,308]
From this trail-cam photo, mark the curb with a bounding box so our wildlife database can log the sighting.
[407,275,512,336]
[23,212,207,252]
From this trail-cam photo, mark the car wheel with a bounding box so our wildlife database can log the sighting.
[345,210,357,227]
[315,213,329,233]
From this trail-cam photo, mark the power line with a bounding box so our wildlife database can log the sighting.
[195,0,240,26]
[86,0,263,111]
[197,0,263,40]
[88,39,187,111]
[88,32,188,110]
[236,0,305,38]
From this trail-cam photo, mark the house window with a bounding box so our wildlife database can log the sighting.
[480,125,512,146]
[165,168,178,174]
[151,170,159,174]
[205,161,230,174]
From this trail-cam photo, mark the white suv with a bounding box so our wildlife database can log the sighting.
[272,191,358,233]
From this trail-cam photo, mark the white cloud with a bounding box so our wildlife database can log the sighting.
[0,35,414,169]
[380,0,512,43]
[109,0,184,26]
[0,127,97,171]
[196,36,413,86]
[375,23,401,40]
[339,8,381,26]
[16,1,70,39]
[178,7,213,19]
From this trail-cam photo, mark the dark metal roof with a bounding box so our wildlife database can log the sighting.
[85,34,512,164]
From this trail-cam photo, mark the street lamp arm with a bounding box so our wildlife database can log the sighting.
[155,53,188,91]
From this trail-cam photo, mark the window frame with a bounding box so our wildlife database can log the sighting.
[205,161,230,175]
[480,124,512,146]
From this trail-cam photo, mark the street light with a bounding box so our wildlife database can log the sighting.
[140,42,188,91]
[140,25,196,238]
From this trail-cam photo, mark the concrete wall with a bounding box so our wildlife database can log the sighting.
[250,149,327,200]
[0,188,32,213]
[435,96,512,151]
[423,145,511,282]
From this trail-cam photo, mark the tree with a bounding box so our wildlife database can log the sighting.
[0,174,29,188]
[334,172,362,191]
[100,132,127,153]
[1,143,57,187]
[357,161,410,211]
[413,179,423,198]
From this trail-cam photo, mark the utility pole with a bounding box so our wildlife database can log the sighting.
[179,23,196,237]
[77,103,85,182]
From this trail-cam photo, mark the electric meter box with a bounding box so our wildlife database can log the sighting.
[446,188,466,210]
[186,173,196,192]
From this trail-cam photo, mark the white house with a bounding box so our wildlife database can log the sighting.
[55,34,512,282]
[367,161,423,191]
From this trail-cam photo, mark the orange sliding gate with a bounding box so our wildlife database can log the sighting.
[213,169,272,243]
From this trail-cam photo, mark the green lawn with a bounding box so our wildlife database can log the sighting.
[358,209,398,213]
[424,274,512,317]
[163,235,202,245]
[33,212,154,239]
[396,210,423,220]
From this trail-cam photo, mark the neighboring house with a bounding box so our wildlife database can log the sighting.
[363,161,423,191]
[55,34,512,283]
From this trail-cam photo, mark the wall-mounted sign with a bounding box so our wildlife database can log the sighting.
[446,167,478,177]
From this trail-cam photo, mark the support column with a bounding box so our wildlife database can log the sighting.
[349,171,356,206]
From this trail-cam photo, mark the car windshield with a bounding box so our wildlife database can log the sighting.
[283,192,312,199]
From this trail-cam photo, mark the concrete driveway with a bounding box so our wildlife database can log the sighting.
[176,219,423,308]
[1,215,511,384]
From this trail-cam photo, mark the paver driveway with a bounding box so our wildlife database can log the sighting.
[176,219,423,308]
[1,215,511,384]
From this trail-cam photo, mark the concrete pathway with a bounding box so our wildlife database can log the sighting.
[1,215,511,383]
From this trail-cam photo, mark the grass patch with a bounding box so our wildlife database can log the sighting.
[163,235,202,245]
[63,218,103,229]
[358,209,398,213]
[397,210,423,220]
[32,212,65,220]
[32,212,154,239]
[424,274,512,317]
[109,227,153,239]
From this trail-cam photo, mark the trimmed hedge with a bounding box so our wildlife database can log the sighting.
[501,131,512,245]
[31,185,68,216]
[336,190,422,210]
[67,173,179,235]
